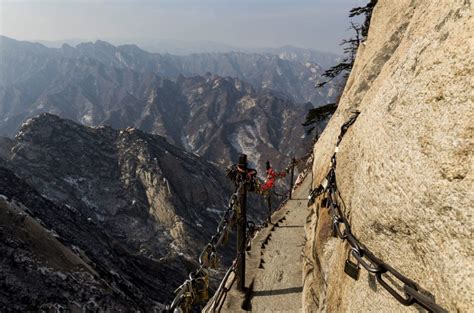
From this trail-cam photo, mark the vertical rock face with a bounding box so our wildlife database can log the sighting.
[303,1,472,312]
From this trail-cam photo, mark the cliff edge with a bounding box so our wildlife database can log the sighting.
[303,0,472,312]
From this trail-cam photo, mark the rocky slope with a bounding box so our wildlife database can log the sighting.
[0,168,192,311]
[303,0,472,312]
[0,137,13,161]
[0,113,257,309]
[7,113,236,256]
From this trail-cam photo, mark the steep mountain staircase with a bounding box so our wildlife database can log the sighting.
[204,175,312,312]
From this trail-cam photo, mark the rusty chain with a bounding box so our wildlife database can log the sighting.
[307,112,447,313]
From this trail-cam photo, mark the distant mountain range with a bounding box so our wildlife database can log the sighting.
[0,36,317,174]
[3,36,342,105]
[36,38,340,68]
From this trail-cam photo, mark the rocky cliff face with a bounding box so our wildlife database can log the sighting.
[0,137,12,161]
[7,113,236,257]
[303,1,472,312]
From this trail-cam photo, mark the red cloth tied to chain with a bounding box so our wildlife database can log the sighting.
[260,167,286,191]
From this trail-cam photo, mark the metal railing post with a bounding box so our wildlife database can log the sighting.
[236,154,247,291]
[289,157,296,199]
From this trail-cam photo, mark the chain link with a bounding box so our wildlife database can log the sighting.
[307,112,447,313]
[166,115,345,312]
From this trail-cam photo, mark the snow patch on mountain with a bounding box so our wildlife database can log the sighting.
[206,207,222,215]
[147,89,156,103]
[81,114,93,125]
[230,125,261,166]
[63,176,84,188]
[255,123,274,149]
[181,134,195,151]
[115,52,126,65]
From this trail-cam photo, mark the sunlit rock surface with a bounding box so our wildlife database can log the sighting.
[304,1,472,312]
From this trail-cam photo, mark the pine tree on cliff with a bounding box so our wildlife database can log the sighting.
[303,0,377,135]
[349,0,378,39]
[316,0,377,88]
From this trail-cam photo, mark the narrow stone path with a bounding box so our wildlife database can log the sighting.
[249,177,309,312]
[214,174,311,312]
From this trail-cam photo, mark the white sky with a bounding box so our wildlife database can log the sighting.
[0,0,366,53]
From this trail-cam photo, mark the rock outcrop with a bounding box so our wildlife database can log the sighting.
[6,113,237,257]
[303,1,472,312]
[0,137,12,165]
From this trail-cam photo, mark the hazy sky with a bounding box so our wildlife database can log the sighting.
[0,0,366,53]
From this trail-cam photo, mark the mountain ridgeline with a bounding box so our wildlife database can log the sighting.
[0,36,334,173]
[0,36,341,105]
[9,113,234,252]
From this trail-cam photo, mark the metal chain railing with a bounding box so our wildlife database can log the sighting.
[166,147,315,312]
[203,219,263,312]
[203,153,312,311]
[307,112,447,313]
[165,182,242,312]
[165,158,270,313]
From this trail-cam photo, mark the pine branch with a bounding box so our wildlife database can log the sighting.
[302,102,338,127]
